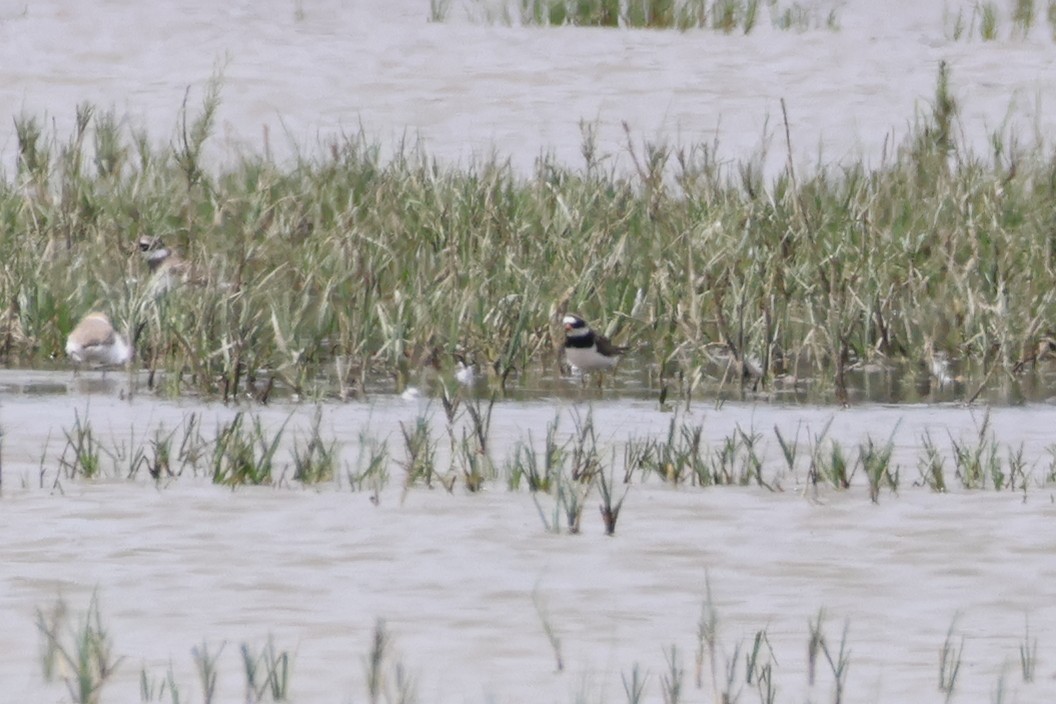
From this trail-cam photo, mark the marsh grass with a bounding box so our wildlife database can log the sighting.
[35,594,123,704]
[660,645,684,704]
[1013,0,1036,36]
[110,423,150,479]
[146,424,177,480]
[506,413,564,491]
[946,0,1043,40]
[139,662,180,704]
[362,619,416,704]
[1019,616,1038,682]
[622,663,649,703]
[532,586,565,672]
[39,402,1056,507]
[347,430,389,501]
[980,1,1000,39]
[1006,442,1029,494]
[938,615,965,700]
[567,408,601,481]
[58,409,105,480]
[515,409,606,532]
[858,427,899,503]
[556,465,590,533]
[918,431,948,492]
[240,636,293,702]
[291,405,337,484]
[945,1,1018,40]
[941,620,967,700]
[806,419,854,489]
[440,385,497,491]
[746,630,778,704]
[596,453,629,534]
[949,410,1000,489]
[806,610,850,703]
[365,620,388,704]
[211,412,289,486]
[482,0,836,31]
[624,416,771,487]
[26,589,1046,704]
[428,0,452,22]
[695,576,720,695]
[191,641,223,704]
[399,413,439,489]
[691,576,776,703]
[11,64,1056,405]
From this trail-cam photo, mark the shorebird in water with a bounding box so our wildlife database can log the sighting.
[562,314,626,374]
[65,312,132,368]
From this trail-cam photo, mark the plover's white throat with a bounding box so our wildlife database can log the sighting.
[562,314,626,372]
[65,312,132,367]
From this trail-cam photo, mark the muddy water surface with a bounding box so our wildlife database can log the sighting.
[3,375,1056,702]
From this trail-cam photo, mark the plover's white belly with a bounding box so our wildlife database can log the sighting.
[565,345,618,372]
[68,338,131,366]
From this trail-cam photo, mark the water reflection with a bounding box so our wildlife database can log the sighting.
[8,358,1056,408]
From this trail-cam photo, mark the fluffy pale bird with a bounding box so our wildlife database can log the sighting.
[65,312,132,367]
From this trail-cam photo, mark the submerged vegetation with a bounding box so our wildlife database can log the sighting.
[30,581,1045,704]
[27,401,1056,512]
[945,0,1056,41]
[3,66,1056,405]
[447,0,841,32]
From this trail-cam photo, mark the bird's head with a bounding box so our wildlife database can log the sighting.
[562,314,587,332]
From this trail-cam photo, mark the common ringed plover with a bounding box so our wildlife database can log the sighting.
[562,314,626,372]
[65,312,132,367]
[137,235,195,294]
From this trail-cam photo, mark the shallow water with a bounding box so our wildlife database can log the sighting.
[3,0,1055,177]
[6,2,1056,701]
[4,378,1056,702]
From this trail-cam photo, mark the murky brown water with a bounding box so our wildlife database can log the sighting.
[4,370,1056,702]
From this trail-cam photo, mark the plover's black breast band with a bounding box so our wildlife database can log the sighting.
[565,332,596,349]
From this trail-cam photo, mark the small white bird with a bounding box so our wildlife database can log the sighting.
[454,354,477,386]
[65,312,132,368]
[562,314,627,372]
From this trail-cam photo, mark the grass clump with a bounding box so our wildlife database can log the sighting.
[938,614,965,700]
[481,0,837,31]
[948,410,1000,489]
[211,412,289,486]
[36,594,123,704]
[58,409,104,480]
[399,413,439,489]
[10,63,1056,408]
[241,637,294,702]
[291,406,338,484]
[364,619,417,704]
